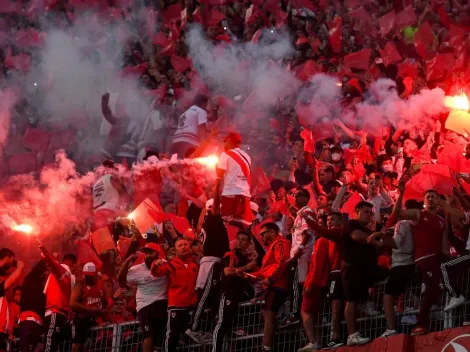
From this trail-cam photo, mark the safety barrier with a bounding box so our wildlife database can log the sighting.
[9,268,470,351]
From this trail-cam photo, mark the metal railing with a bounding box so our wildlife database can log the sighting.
[9,268,470,351]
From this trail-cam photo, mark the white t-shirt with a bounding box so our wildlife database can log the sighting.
[126,263,168,312]
[290,206,315,258]
[217,148,251,198]
[391,220,415,267]
[93,174,121,212]
[172,105,207,146]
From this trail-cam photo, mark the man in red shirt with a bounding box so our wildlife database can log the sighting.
[37,238,77,352]
[70,262,107,352]
[0,249,24,352]
[397,189,449,335]
[253,222,291,352]
[151,237,199,352]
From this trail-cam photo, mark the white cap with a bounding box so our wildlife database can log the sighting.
[82,262,97,276]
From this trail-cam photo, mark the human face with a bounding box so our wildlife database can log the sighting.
[317,195,327,209]
[368,178,380,196]
[144,250,159,267]
[338,170,352,184]
[403,139,418,155]
[355,206,374,225]
[236,234,251,251]
[113,299,125,313]
[260,227,276,246]
[327,214,342,228]
[294,191,308,208]
[13,289,21,305]
[424,191,439,211]
[319,169,332,183]
[175,239,190,257]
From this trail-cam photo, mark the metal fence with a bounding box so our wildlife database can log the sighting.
[10,268,470,352]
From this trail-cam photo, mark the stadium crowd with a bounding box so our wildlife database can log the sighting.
[2,0,470,351]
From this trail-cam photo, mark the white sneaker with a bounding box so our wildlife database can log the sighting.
[444,295,466,311]
[347,332,370,346]
[185,329,206,344]
[298,342,321,351]
[380,329,397,338]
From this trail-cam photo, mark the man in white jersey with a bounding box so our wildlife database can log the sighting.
[170,95,209,158]
[216,132,252,226]
[92,160,130,229]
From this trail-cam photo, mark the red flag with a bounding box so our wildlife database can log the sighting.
[152,32,168,47]
[252,166,271,195]
[343,49,371,71]
[379,11,395,36]
[340,192,363,219]
[14,29,44,47]
[7,152,37,175]
[394,6,417,30]
[437,141,468,173]
[130,198,162,233]
[449,24,465,48]
[207,8,225,27]
[328,17,342,54]
[251,29,263,44]
[295,60,320,81]
[91,227,116,254]
[120,63,148,78]
[0,1,22,14]
[226,224,239,242]
[158,42,175,57]
[161,3,182,24]
[275,10,288,28]
[344,0,360,8]
[77,239,103,269]
[379,42,402,66]
[117,236,133,259]
[397,59,419,79]
[293,0,316,11]
[350,7,370,21]
[268,200,289,216]
[170,55,191,73]
[403,164,456,202]
[414,22,435,49]
[22,128,51,153]
[426,53,455,81]
[300,129,314,153]
[166,214,192,235]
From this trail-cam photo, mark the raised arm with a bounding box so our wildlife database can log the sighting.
[117,254,136,288]
[4,261,24,291]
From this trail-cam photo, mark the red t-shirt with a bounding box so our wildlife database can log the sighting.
[305,237,330,288]
[412,210,446,261]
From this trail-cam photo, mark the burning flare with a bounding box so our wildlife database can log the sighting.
[196,155,219,169]
[12,224,33,234]
[444,93,469,111]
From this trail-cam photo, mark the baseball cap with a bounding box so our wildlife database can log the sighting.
[141,242,161,253]
[82,262,98,276]
[224,132,242,144]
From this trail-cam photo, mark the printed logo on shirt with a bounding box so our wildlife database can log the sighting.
[145,325,149,331]
[427,271,433,278]
[226,300,231,306]
[171,312,176,318]
[56,327,60,333]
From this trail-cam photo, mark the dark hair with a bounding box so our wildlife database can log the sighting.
[354,201,373,213]
[404,199,422,210]
[321,164,335,175]
[425,189,438,196]
[237,230,252,240]
[63,254,77,264]
[270,179,285,192]
[143,150,159,161]
[175,237,190,245]
[12,286,21,293]
[337,168,351,179]
[192,94,209,107]
[102,159,115,169]
[328,211,343,220]
[260,222,280,233]
[296,187,310,201]
[0,248,15,260]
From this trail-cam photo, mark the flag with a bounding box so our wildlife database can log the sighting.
[394,6,417,31]
[403,164,456,201]
[252,166,271,195]
[91,227,116,254]
[77,239,103,269]
[350,7,370,21]
[380,42,402,66]
[170,55,191,73]
[328,17,342,54]
[7,152,37,175]
[226,224,239,242]
[340,192,363,219]
[22,128,51,153]
[4,54,31,74]
[152,32,168,47]
[414,22,434,49]
[295,60,320,81]
[161,3,182,24]
[207,8,225,27]
[343,49,372,71]
[379,11,395,36]
[437,141,468,173]
[448,24,465,48]
[117,236,133,259]
[130,198,162,233]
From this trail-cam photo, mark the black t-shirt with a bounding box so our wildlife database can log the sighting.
[342,220,377,269]
[0,282,4,298]
[220,249,250,294]
[201,212,230,259]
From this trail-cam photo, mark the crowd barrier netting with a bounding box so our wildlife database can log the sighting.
[9,267,470,351]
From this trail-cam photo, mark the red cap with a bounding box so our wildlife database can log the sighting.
[224,132,242,144]
[141,242,161,253]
